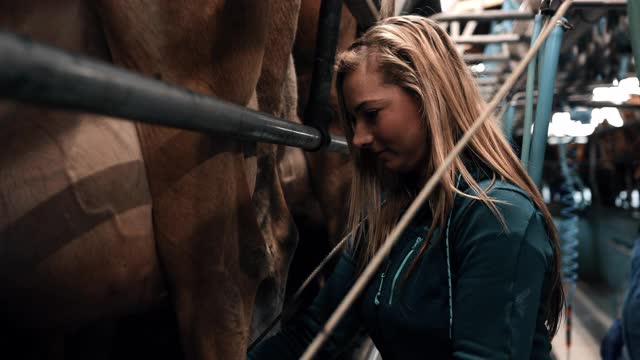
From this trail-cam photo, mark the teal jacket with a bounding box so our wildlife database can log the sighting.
[249,179,555,359]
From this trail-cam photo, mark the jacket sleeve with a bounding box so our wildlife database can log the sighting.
[248,252,363,359]
[450,187,554,359]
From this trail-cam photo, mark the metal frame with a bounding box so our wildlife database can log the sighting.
[452,34,527,45]
[0,32,349,154]
[432,10,535,22]
[464,53,514,63]
[304,0,343,149]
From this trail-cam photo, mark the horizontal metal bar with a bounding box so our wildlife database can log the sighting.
[471,67,508,75]
[0,32,349,154]
[432,10,535,22]
[452,34,526,45]
[464,53,513,63]
[567,96,640,109]
[475,77,500,85]
[572,0,627,9]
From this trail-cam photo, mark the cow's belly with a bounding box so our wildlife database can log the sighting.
[0,104,164,329]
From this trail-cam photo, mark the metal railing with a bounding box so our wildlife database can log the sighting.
[0,32,349,154]
[432,9,535,22]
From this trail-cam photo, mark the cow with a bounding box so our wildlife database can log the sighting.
[0,1,303,359]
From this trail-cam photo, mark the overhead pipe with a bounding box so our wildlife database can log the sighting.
[509,91,640,109]
[567,97,640,109]
[573,0,627,9]
[472,68,508,75]
[304,0,343,149]
[521,14,543,166]
[463,53,514,63]
[528,19,568,188]
[431,9,535,22]
[0,32,349,154]
[452,34,527,45]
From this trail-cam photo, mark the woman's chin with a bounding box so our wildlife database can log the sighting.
[382,160,410,174]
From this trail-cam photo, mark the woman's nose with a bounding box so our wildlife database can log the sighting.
[352,120,373,149]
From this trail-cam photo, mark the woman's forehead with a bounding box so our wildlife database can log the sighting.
[342,66,387,107]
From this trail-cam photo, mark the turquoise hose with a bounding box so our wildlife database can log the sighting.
[521,14,543,166]
[502,102,516,142]
[528,19,566,188]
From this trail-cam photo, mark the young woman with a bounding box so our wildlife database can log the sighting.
[249,15,564,359]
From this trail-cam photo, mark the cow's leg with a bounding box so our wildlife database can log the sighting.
[250,0,303,339]
[132,126,271,359]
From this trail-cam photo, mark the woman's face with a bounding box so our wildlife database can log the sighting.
[343,63,427,174]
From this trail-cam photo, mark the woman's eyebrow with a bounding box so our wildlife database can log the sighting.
[353,99,384,113]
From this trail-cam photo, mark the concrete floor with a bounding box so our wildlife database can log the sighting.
[552,282,617,360]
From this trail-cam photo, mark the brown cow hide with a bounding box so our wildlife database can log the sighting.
[0,0,304,359]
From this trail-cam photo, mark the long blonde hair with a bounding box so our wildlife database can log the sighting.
[335,15,563,337]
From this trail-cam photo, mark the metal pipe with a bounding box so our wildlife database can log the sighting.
[566,98,640,109]
[463,53,513,63]
[0,32,349,154]
[537,18,548,90]
[452,34,526,45]
[472,68,508,75]
[628,0,640,82]
[304,0,343,149]
[502,102,516,141]
[432,10,535,22]
[521,14,543,166]
[573,0,627,9]
[475,77,500,86]
[528,19,567,188]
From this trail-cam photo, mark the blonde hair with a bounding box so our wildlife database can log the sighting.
[335,15,563,337]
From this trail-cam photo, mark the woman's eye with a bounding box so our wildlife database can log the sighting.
[364,109,379,122]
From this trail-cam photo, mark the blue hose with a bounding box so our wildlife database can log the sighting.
[558,143,580,290]
[521,14,543,167]
[502,102,515,142]
[528,19,567,188]
[558,142,582,359]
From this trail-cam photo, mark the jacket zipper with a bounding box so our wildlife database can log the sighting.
[388,236,424,306]
[374,261,392,306]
